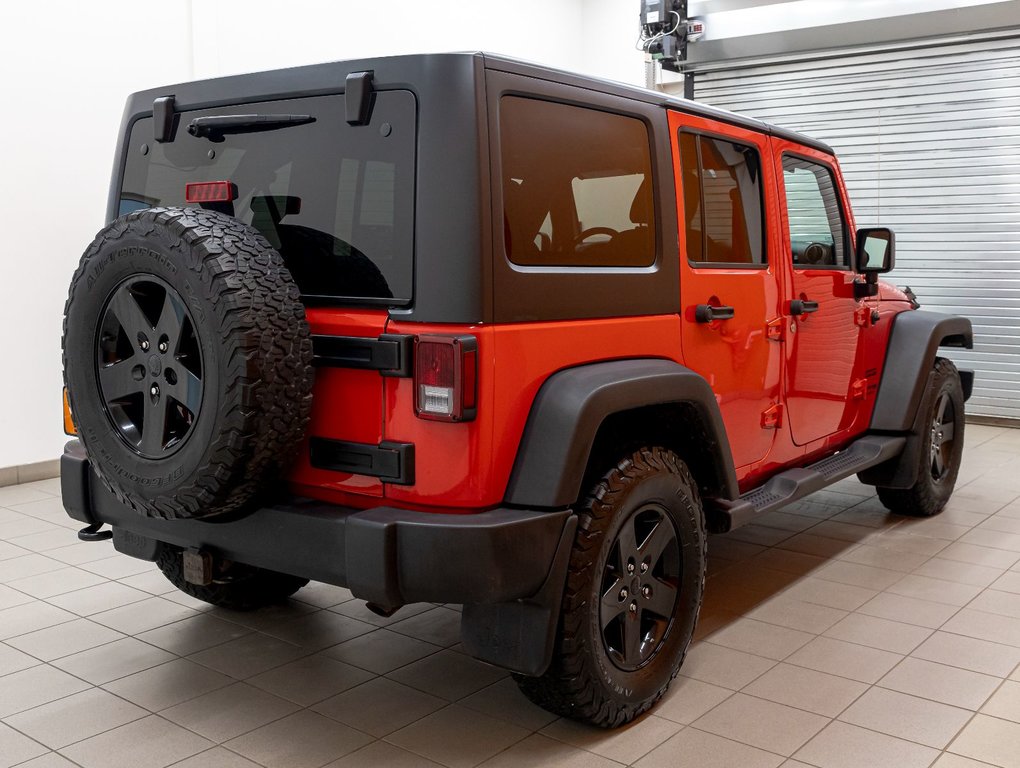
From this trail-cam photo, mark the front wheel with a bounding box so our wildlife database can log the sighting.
[878,357,965,517]
[514,447,706,728]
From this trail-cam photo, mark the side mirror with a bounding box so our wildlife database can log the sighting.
[856,227,895,274]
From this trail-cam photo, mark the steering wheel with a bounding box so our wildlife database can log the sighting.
[570,227,619,247]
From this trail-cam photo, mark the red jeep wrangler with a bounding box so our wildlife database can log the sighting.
[61,53,973,727]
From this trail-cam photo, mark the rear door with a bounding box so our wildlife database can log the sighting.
[119,91,417,497]
[669,112,784,471]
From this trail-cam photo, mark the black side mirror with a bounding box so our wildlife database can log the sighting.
[856,227,895,274]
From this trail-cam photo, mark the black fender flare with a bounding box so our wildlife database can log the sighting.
[870,310,973,432]
[504,359,739,508]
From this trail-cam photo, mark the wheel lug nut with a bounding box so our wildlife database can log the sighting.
[639,562,648,573]
[150,385,159,397]
[158,342,168,353]
[619,588,628,600]
[629,602,637,613]
[626,562,635,574]
[140,340,149,351]
[642,586,652,599]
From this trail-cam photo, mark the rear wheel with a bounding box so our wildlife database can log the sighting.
[156,545,308,610]
[514,447,706,727]
[877,357,965,517]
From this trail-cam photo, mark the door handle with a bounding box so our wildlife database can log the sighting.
[790,299,819,316]
[695,304,736,323]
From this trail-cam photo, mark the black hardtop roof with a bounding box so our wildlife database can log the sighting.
[126,51,833,155]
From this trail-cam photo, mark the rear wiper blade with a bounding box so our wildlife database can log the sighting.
[187,114,315,140]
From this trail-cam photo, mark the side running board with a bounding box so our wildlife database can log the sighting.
[709,435,906,533]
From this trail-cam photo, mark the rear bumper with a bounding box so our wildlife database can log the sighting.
[60,441,572,611]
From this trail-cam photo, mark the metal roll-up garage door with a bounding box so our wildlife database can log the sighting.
[682,36,1020,421]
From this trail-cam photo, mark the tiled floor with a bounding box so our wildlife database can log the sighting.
[1,424,1019,767]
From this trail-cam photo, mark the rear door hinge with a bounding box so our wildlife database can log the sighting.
[854,306,872,327]
[761,403,784,429]
[851,377,868,399]
[766,317,786,341]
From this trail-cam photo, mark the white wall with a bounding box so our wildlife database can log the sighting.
[0,0,646,469]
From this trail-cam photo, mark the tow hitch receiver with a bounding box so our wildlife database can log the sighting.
[77,523,112,542]
[183,549,214,586]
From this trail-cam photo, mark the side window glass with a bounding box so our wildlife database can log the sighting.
[501,96,655,268]
[782,155,847,268]
[679,133,765,267]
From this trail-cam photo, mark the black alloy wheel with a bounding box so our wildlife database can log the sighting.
[96,276,203,459]
[600,504,681,671]
[929,391,956,482]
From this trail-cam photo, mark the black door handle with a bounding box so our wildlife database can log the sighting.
[695,304,736,323]
[790,299,819,316]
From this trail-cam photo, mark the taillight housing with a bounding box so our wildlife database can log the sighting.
[414,335,477,422]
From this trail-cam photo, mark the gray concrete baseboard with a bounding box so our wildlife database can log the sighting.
[0,458,60,488]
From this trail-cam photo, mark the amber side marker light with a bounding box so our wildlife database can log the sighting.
[63,388,77,436]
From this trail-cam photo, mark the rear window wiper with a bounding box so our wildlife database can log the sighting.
[187,114,315,141]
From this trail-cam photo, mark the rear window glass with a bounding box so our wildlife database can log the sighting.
[500,96,655,268]
[120,92,416,304]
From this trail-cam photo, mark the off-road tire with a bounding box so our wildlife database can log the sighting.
[62,207,314,520]
[877,357,965,517]
[514,447,706,728]
[156,545,308,610]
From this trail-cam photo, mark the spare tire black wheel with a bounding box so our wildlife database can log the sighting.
[62,207,314,520]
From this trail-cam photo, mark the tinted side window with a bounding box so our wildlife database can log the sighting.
[679,133,765,266]
[501,96,655,268]
[782,155,847,268]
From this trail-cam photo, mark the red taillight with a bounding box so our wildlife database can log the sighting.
[414,335,478,422]
[185,181,235,204]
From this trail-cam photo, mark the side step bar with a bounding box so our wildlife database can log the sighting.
[710,435,906,533]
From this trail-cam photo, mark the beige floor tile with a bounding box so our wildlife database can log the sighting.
[291,582,354,609]
[0,663,92,717]
[840,686,971,748]
[980,679,1020,723]
[726,523,795,547]
[692,692,828,755]
[77,554,154,580]
[6,617,123,661]
[912,630,1020,677]
[777,533,853,559]
[0,721,48,768]
[213,601,317,632]
[0,600,75,640]
[188,630,308,679]
[815,560,904,591]
[0,582,33,609]
[261,609,376,650]
[247,653,373,706]
[540,713,680,764]
[12,754,81,768]
[387,648,507,701]
[166,747,264,768]
[0,640,41,676]
[652,676,733,725]
[116,570,178,595]
[856,592,959,629]
[136,613,251,656]
[9,529,88,554]
[91,596,199,635]
[478,732,624,768]
[914,558,1003,587]
[0,484,54,506]
[757,511,819,533]
[6,687,147,749]
[961,527,1020,552]
[387,606,463,647]
[993,570,1020,594]
[0,520,61,544]
[324,628,442,674]
[324,741,444,768]
[810,521,881,544]
[794,721,939,768]
[838,544,932,573]
[678,642,775,689]
[939,542,1020,569]
[102,658,234,711]
[824,613,932,654]
[970,589,1020,619]
[314,678,445,737]
[779,578,878,611]
[161,682,299,742]
[879,657,1001,710]
[743,663,868,718]
[41,543,116,568]
[948,713,1020,767]
[786,636,902,684]
[635,727,784,768]
[887,574,984,606]
[389,704,529,768]
[749,548,827,576]
[942,608,1020,647]
[931,753,1003,767]
[45,581,151,616]
[869,530,952,557]
[459,677,560,731]
[706,618,814,661]
[894,519,970,542]
[745,597,848,634]
[224,710,372,768]
[59,714,212,768]
[330,599,433,628]
[50,636,175,685]
[709,535,767,563]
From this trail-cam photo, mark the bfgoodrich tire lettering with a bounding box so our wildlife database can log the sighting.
[62,207,314,520]
[514,447,706,728]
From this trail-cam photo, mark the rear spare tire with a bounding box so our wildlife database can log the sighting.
[62,207,314,520]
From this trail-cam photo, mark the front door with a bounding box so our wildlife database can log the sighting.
[773,143,865,445]
[669,112,783,471]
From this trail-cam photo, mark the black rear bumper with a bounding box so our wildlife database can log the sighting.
[61,441,574,674]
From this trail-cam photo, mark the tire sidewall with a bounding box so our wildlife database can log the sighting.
[584,463,705,705]
[921,365,965,502]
